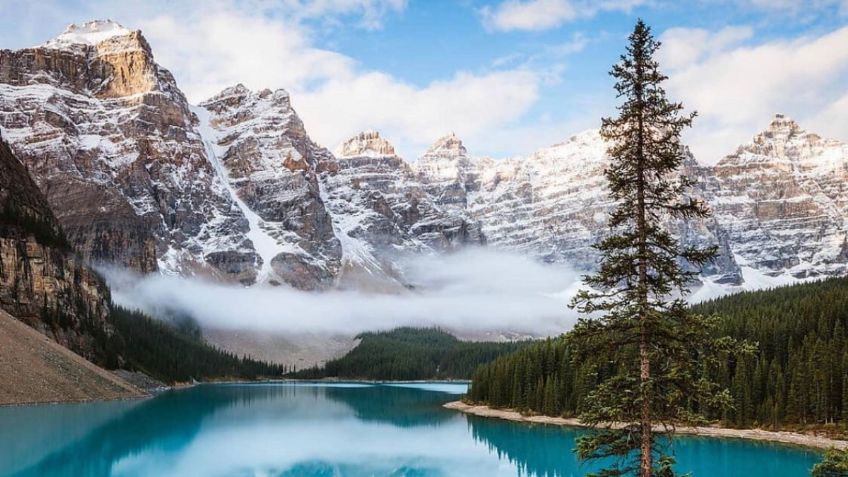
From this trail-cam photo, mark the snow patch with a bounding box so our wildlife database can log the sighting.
[43,20,131,48]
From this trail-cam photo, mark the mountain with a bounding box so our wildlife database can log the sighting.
[1,20,846,295]
[700,114,848,279]
[0,20,251,281]
[196,85,341,288]
[414,130,741,283]
[324,130,483,288]
[0,133,115,363]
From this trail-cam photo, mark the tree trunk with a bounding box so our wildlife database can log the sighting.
[640,332,652,477]
[636,76,652,477]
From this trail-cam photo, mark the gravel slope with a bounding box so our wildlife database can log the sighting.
[0,310,146,405]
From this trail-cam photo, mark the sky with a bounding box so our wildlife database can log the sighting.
[0,0,847,164]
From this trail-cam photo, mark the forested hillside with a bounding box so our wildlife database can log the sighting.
[293,328,530,380]
[469,277,848,432]
[107,306,287,383]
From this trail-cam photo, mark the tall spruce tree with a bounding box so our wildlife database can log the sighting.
[570,19,737,477]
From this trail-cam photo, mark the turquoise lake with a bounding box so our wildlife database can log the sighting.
[0,382,821,476]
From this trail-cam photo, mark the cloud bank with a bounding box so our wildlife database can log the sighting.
[105,249,583,336]
[134,3,543,160]
[479,0,646,32]
[660,24,848,164]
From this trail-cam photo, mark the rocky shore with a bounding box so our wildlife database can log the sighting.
[444,401,848,451]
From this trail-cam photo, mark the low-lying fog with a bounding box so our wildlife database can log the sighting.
[104,249,584,337]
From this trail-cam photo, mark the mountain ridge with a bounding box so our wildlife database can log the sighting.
[1,21,846,294]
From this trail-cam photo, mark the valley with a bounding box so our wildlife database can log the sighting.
[0,10,846,477]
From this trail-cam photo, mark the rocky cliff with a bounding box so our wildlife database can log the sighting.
[196,85,341,288]
[700,114,848,279]
[0,134,113,363]
[414,131,741,284]
[323,130,483,288]
[2,20,845,293]
[0,20,250,281]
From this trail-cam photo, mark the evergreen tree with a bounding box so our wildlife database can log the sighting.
[569,19,736,477]
[467,276,848,436]
[812,448,848,477]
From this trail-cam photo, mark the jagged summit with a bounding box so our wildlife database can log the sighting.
[336,130,397,158]
[42,20,133,48]
[424,132,467,158]
[727,114,843,164]
[758,113,802,141]
[201,84,292,113]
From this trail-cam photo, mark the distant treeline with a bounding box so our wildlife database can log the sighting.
[469,277,848,432]
[102,305,286,383]
[110,306,289,383]
[293,327,532,381]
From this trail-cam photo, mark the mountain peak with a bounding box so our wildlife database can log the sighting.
[424,133,467,159]
[336,130,397,158]
[762,113,802,138]
[201,84,291,109]
[43,20,133,48]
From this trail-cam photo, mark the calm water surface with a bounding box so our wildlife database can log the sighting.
[0,382,820,477]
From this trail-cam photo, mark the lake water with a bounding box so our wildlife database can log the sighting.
[0,382,820,477]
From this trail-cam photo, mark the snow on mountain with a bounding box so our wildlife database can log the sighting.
[0,21,252,280]
[42,20,132,49]
[197,85,341,288]
[415,130,740,284]
[700,114,848,280]
[2,20,846,295]
[322,130,483,289]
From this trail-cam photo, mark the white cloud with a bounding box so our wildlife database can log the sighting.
[739,0,847,15]
[480,0,646,32]
[106,249,582,336]
[294,70,540,157]
[659,25,848,164]
[137,5,545,159]
[658,26,753,70]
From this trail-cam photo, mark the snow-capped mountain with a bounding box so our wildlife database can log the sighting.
[414,131,741,284]
[700,114,848,278]
[0,20,251,280]
[323,130,483,289]
[196,85,341,288]
[1,21,846,293]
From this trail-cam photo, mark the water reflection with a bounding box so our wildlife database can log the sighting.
[0,383,820,477]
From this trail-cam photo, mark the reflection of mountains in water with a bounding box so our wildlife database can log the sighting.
[321,384,458,428]
[467,415,597,477]
[7,384,460,476]
[8,384,307,477]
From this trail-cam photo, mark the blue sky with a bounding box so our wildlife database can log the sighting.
[1,0,847,163]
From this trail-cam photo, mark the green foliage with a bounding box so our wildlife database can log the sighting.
[568,19,727,477]
[470,276,848,435]
[0,201,69,249]
[108,305,286,383]
[696,277,848,429]
[812,448,848,477]
[293,327,529,380]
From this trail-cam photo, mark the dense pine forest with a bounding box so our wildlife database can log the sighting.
[469,277,848,433]
[105,305,286,383]
[293,327,530,380]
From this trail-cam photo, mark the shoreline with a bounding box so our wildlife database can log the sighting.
[444,401,848,451]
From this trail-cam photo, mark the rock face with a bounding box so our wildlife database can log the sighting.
[700,114,848,278]
[0,20,250,281]
[323,130,483,287]
[415,131,741,283]
[0,135,113,362]
[197,85,341,288]
[2,21,845,292]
